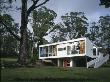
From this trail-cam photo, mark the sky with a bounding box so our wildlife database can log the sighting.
[8,0,110,34]
[9,0,110,24]
[44,0,110,23]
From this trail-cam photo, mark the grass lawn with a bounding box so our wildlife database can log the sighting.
[1,58,17,62]
[1,58,110,82]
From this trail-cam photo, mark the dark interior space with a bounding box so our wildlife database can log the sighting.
[73,57,87,67]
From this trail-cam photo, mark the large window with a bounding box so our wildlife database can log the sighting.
[40,47,45,57]
[48,46,52,56]
[93,48,96,56]
[67,46,71,55]
[79,40,85,54]
[40,46,48,57]
[58,47,66,51]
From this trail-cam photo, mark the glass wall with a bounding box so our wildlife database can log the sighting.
[40,45,57,57]
[40,46,48,57]
[67,40,85,55]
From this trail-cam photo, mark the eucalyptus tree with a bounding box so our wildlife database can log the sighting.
[61,12,88,40]
[32,6,57,49]
[89,22,100,45]
[88,15,110,55]
[0,14,19,57]
[98,15,110,53]
[0,0,50,65]
[50,23,67,43]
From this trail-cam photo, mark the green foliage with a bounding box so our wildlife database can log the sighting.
[87,15,110,55]
[88,22,101,46]
[30,54,38,64]
[50,12,88,42]
[98,15,110,48]
[32,6,57,40]
[50,23,67,42]
[0,0,16,14]
[0,14,19,57]
[61,12,88,40]
[100,0,110,8]
[1,14,19,34]
[32,6,57,45]
[29,46,39,64]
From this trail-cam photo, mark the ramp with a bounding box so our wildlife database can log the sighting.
[87,54,109,68]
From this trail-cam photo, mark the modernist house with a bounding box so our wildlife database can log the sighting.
[39,38,109,68]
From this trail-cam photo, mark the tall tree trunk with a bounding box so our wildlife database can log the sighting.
[18,0,29,65]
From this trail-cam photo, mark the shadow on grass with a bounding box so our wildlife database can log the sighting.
[14,78,98,82]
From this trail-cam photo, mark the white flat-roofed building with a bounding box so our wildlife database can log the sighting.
[39,37,109,68]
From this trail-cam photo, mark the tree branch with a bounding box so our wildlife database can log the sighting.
[27,0,49,16]
[27,0,39,16]
[32,0,36,3]
[0,20,21,41]
[34,0,49,9]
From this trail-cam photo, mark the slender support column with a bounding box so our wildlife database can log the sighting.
[96,48,98,56]
[70,58,73,67]
[57,59,60,67]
